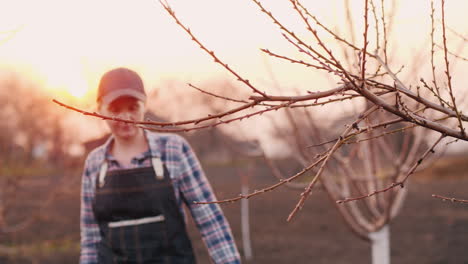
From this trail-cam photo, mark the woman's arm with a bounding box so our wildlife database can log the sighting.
[177,137,241,264]
[80,158,101,264]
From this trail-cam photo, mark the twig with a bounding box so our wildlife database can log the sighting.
[344,112,452,145]
[337,134,445,204]
[369,0,384,76]
[373,55,468,122]
[54,99,257,127]
[252,0,340,72]
[436,18,468,42]
[188,84,248,104]
[293,0,369,56]
[262,151,310,190]
[420,78,451,107]
[343,123,416,145]
[430,0,444,106]
[159,1,269,98]
[359,85,468,140]
[441,0,465,137]
[380,0,388,63]
[261,48,330,71]
[435,43,468,62]
[287,105,379,221]
[249,84,350,101]
[432,194,468,204]
[286,0,357,86]
[370,0,380,53]
[194,151,330,204]
[308,116,405,148]
[287,136,344,222]
[279,32,339,76]
[360,0,370,87]
[290,90,392,108]
[54,99,301,133]
[142,101,294,132]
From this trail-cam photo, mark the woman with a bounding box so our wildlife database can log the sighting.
[80,68,241,264]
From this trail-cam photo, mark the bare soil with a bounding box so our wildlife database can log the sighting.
[189,159,468,264]
[2,157,468,264]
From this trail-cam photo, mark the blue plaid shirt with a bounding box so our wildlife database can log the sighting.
[80,130,241,264]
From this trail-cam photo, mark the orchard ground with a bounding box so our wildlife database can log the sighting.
[1,156,468,264]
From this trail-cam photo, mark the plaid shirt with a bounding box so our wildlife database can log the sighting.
[80,130,241,264]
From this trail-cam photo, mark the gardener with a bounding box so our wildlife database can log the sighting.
[80,67,240,264]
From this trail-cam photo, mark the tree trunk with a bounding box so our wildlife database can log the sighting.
[241,172,253,260]
[369,225,390,264]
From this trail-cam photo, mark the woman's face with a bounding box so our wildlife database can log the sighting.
[99,96,145,141]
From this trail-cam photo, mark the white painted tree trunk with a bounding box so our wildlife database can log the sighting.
[241,184,253,260]
[369,225,390,264]
[240,169,253,261]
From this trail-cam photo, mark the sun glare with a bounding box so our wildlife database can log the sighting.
[35,59,91,101]
[1,0,466,102]
[68,86,88,98]
[64,80,89,99]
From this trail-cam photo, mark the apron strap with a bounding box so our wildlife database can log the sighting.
[98,162,108,188]
[98,157,164,187]
[151,157,164,180]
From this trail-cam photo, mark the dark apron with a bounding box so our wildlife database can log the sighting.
[93,157,196,264]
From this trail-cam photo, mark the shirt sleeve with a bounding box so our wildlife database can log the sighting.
[80,156,101,264]
[177,137,241,264]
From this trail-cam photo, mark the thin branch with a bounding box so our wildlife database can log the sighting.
[359,85,468,140]
[441,0,465,137]
[54,99,305,133]
[261,48,330,71]
[435,43,468,62]
[344,112,452,145]
[159,1,269,97]
[436,18,468,42]
[249,84,350,101]
[286,0,358,86]
[194,151,329,204]
[290,90,392,108]
[343,123,417,145]
[345,0,357,46]
[308,116,405,148]
[188,84,249,104]
[360,0,370,86]
[420,78,452,107]
[279,32,340,76]
[370,0,380,52]
[287,135,344,222]
[262,151,309,190]
[54,99,257,127]
[287,105,379,221]
[294,0,366,55]
[380,0,389,63]
[432,194,468,204]
[430,0,444,106]
[337,134,445,204]
[373,55,468,121]
[141,101,294,132]
[252,0,341,72]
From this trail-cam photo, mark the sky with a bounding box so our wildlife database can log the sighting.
[0,0,467,154]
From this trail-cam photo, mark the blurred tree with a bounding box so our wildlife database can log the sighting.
[0,72,81,262]
[0,73,72,166]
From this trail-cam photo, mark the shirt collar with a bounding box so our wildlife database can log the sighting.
[102,129,161,162]
[144,130,162,158]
